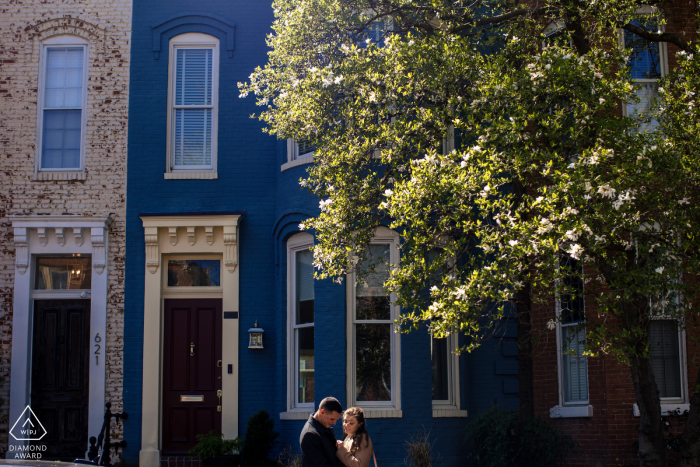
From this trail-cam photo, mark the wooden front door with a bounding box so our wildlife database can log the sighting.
[31,299,90,461]
[162,299,223,454]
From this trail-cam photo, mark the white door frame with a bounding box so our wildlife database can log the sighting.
[8,215,112,458]
[138,214,242,467]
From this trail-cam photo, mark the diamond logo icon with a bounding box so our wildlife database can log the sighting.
[10,406,47,441]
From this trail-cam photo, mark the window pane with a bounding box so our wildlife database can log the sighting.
[45,48,83,108]
[355,323,391,401]
[296,249,314,325]
[650,320,681,398]
[297,138,316,158]
[356,244,391,320]
[563,326,588,402]
[41,109,81,169]
[35,256,91,290]
[297,326,315,404]
[625,21,662,80]
[175,48,213,106]
[167,260,220,286]
[431,337,449,401]
[174,109,212,166]
[560,256,584,323]
[627,82,659,132]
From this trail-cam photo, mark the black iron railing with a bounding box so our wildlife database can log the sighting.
[75,402,128,467]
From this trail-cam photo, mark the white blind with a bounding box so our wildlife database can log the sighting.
[296,249,314,302]
[564,326,588,402]
[173,48,213,167]
[650,320,681,398]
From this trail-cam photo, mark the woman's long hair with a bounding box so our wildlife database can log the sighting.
[343,407,369,456]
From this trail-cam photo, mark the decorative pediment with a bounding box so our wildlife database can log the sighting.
[139,214,243,274]
[151,13,235,59]
[11,216,113,275]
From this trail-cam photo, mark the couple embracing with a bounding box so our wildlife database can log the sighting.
[300,397,376,467]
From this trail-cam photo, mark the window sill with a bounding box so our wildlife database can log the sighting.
[33,171,86,181]
[632,403,689,417]
[164,172,218,180]
[281,156,314,172]
[550,405,593,418]
[279,411,313,421]
[432,408,468,418]
[361,410,402,418]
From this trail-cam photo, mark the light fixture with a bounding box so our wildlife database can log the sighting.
[248,321,264,349]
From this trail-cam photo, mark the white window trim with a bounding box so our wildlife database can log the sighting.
[442,125,455,156]
[647,314,689,406]
[288,138,315,161]
[618,8,669,119]
[285,233,315,415]
[282,139,315,172]
[346,227,402,415]
[36,35,89,174]
[166,33,219,176]
[555,299,590,407]
[551,261,592,418]
[431,333,461,411]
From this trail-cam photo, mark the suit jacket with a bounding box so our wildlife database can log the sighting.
[300,413,340,467]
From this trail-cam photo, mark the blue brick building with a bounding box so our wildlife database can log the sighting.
[123,2,518,466]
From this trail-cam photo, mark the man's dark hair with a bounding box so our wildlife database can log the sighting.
[319,397,342,414]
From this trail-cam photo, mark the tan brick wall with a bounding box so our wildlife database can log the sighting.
[0,0,131,457]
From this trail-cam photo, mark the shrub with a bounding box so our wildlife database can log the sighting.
[241,410,280,467]
[275,446,302,467]
[404,429,438,467]
[189,431,241,460]
[466,406,575,467]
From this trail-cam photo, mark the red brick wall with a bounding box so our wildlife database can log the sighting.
[529,5,698,465]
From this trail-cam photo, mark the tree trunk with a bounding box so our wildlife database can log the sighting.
[630,354,667,467]
[677,365,700,467]
[516,282,534,417]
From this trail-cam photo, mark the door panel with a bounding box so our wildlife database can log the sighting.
[163,299,222,454]
[31,300,90,461]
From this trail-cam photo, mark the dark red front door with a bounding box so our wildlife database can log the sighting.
[31,299,90,461]
[162,299,222,454]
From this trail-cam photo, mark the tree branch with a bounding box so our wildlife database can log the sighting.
[620,21,694,53]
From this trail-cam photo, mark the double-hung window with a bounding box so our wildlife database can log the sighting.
[347,227,401,415]
[167,34,219,175]
[38,37,88,171]
[650,320,683,399]
[287,138,316,163]
[431,333,463,416]
[622,13,667,132]
[553,256,591,416]
[287,233,315,412]
[648,276,686,405]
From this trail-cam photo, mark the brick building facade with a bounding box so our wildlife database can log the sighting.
[530,5,699,456]
[0,0,130,459]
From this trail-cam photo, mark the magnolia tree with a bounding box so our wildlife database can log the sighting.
[240,1,700,465]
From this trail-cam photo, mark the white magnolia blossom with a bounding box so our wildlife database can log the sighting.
[566,243,584,260]
[547,319,556,330]
[598,184,616,199]
[537,218,554,234]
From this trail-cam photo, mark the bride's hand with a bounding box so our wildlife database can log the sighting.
[336,440,343,448]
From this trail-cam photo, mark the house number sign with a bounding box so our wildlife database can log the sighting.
[95,333,102,365]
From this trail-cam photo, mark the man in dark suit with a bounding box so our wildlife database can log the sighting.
[300,397,343,467]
